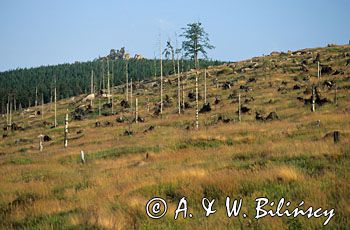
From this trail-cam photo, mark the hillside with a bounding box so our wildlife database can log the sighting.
[0,44,349,229]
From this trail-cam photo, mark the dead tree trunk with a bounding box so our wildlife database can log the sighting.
[98,99,101,116]
[107,61,111,104]
[204,69,207,104]
[238,93,241,122]
[160,37,163,116]
[195,75,199,129]
[147,98,150,113]
[130,78,133,111]
[54,85,57,127]
[311,85,316,112]
[317,61,320,79]
[126,61,129,101]
[35,87,38,108]
[38,134,44,152]
[135,98,138,123]
[64,110,68,148]
[182,82,185,110]
[41,93,44,120]
[177,53,181,115]
[333,131,340,143]
[91,70,94,107]
[6,102,9,129]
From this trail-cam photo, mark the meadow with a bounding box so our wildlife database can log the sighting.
[0,45,349,229]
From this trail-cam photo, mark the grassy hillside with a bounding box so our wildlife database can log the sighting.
[0,45,349,229]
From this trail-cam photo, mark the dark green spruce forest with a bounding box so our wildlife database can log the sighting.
[0,57,223,114]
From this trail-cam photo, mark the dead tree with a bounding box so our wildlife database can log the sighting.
[130,78,133,111]
[107,61,111,104]
[126,61,129,101]
[80,150,85,164]
[238,93,241,122]
[64,110,68,148]
[177,45,181,115]
[41,93,44,120]
[90,70,94,107]
[38,134,44,152]
[135,98,138,123]
[6,102,9,129]
[98,99,101,116]
[311,85,316,112]
[160,36,163,116]
[195,75,199,129]
[35,87,38,108]
[182,82,185,110]
[9,102,12,127]
[54,83,57,127]
[204,69,207,104]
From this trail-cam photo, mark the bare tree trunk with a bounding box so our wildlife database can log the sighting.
[195,75,199,129]
[238,93,241,122]
[98,99,101,116]
[41,93,44,120]
[182,82,185,110]
[147,98,150,112]
[6,102,9,129]
[38,135,43,152]
[160,36,163,116]
[135,98,138,123]
[204,69,207,104]
[14,97,16,111]
[177,47,181,115]
[35,87,38,108]
[317,61,320,79]
[64,110,68,148]
[126,61,129,101]
[311,85,316,112]
[91,70,94,107]
[130,78,133,111]
[107,61,111,104]
[9,102,12,127]
[54,85,57,127]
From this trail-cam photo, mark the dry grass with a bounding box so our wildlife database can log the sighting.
[0,45,349,229]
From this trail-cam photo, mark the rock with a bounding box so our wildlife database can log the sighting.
[214,97,220,105]
[265,112,279,121]
[199,103,211,113]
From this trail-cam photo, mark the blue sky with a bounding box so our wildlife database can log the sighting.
[0,0,349,71]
